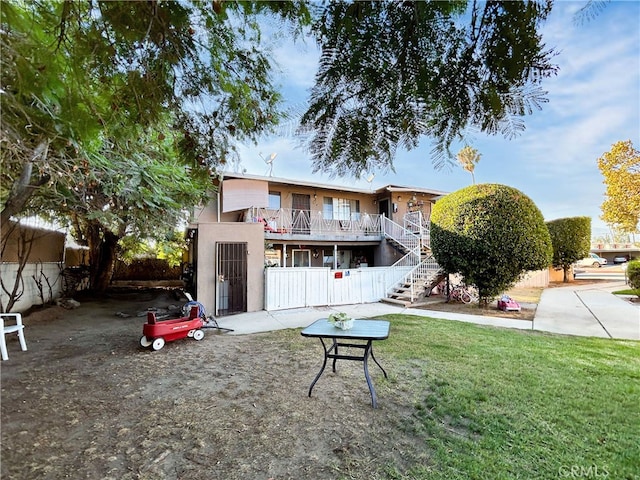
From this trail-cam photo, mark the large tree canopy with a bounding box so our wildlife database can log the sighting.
[301,0,558,177]
[1,0,309,289]
[1,1,309,220]
[598,140,640,234]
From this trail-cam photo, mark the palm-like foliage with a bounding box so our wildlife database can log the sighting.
[300,1,557,177]
[456,146,481,184]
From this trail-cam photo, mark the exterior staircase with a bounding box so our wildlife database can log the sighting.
[381,212,445,306]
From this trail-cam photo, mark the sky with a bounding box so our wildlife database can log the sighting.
[234,1,640,240]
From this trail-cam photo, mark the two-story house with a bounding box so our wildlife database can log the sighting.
[185,172,446,316]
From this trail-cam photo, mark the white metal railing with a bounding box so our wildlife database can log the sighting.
[382,213,440,301]
[246,207,383,236]
[381,216,422,295]
[404,211,431,249]
[251,207,440,303]
[381,216,419,251]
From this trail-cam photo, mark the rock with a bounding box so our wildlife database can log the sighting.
[56,298,81,309]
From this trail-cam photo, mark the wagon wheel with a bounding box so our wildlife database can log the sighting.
[193,329,204,341]
[152,337,165,351]
[140,335,152,348]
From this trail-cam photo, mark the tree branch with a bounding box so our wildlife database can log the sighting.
[1,142,51,226]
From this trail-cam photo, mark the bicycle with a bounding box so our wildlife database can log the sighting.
[448,284,479,304]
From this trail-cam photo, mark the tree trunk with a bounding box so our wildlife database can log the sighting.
[0,143,51,226]
[86,222,120,292]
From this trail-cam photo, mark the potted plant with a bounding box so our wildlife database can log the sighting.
[328,312,354,330]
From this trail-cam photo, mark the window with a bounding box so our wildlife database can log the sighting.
[268,191,281,209]
[292,249,310,267]
[323,197,360,220]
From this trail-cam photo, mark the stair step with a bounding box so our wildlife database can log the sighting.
[381,297,411,307]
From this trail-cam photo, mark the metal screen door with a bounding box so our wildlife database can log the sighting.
[216,242,247,316]
[292,193,311,234]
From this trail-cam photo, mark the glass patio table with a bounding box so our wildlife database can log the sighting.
[300,318,390,408]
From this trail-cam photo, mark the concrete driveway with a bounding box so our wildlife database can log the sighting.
[533,281,639,340]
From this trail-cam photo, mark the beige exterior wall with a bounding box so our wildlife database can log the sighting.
[264,184,379,215]
[389,191,435,221]
[195,221,265,315]
[188,175,444,314]
[193,178,440,224]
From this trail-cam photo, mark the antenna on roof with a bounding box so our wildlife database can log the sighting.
[260,152,278,176]
[366,173,375,189]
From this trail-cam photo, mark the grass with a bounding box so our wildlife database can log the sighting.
[613,288,640,296]
[370,315,640,479]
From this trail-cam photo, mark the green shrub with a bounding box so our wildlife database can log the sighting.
[431,183,552,304]
[626,260,640,297]
[546,216,591,282]
[113,258,181,281]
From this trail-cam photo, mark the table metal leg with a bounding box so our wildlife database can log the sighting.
[307,337,386,408]
[363,341,378,408]
[308,337,328,398]
[370,346,388,378]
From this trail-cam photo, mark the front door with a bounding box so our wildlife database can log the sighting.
[216,242,247,316]
[379,199,390,218]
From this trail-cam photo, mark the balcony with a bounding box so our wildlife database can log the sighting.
[245,207,384,241]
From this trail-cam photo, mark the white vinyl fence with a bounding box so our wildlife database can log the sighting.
[264,267,394,311]
[264,266,550,311]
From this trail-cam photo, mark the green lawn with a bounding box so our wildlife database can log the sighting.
[369,315,639,479]
[613,288,640,296]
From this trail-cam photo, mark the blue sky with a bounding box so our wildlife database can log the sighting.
[236,1,640,239]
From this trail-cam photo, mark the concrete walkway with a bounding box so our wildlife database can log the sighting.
[533,281,639,339]
[215,281,639,340]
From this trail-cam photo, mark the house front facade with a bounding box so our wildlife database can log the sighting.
[186,172,447,316]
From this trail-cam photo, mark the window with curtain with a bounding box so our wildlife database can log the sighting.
[323,197,360,220]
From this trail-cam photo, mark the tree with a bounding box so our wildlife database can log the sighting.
[598,140,640,234]
[1,1,310,290]
[626,260,640,298]
[430,183,552,305]
[456,146,481,184]
[546,217,591,282]
[300,1,557,177]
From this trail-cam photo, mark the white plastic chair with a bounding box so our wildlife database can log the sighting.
[1,313,28,361]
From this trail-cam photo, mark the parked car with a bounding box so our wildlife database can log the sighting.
[575,253,608,267]
[613,255,629,264]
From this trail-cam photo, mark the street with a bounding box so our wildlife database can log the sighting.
[573,264,629,283]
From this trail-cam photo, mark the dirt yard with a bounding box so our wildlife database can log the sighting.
[2,289,424,480]
[0,278,626,479]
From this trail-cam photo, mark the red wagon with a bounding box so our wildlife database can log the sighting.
[140,305,205,351]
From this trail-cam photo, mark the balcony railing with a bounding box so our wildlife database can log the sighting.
[246,207,383,237]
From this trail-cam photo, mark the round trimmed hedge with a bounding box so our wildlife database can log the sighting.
[430,183,552,303]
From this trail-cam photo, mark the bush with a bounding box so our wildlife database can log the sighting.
[546,216,591,282]
[113,258,182,281]
[431,183,552,304]
[627,260,640,297]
